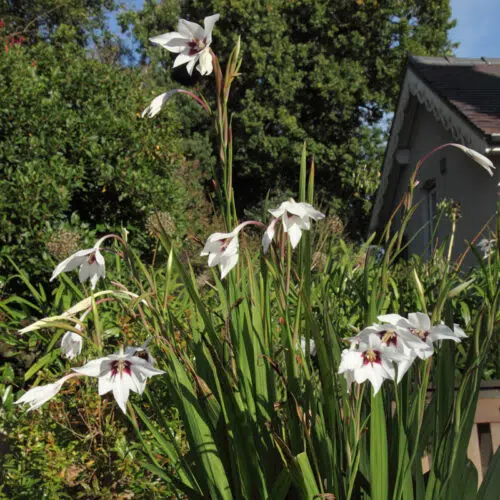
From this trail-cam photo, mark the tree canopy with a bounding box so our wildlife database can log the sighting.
[124,0,456,235]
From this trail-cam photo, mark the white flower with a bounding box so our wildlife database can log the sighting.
[50,237,106,290]
[378,313,466,359]
[61,327,83,360]
[352,323,430,383]
[338,334,404,395]
[477,238,496,260]
[15,374,75,411]
[142,91,174,119]
[450,144,495,176]
[149,14,220,76]
[299,337,317,357]
[263,199,325,251]
[125,339,156,366]
[201,222,247,279]
[262,218,278,254]
[72,350,165,414]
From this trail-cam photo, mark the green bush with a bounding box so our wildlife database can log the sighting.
[0,41,204,286]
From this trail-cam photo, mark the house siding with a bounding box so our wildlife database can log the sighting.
[391,105,499,263]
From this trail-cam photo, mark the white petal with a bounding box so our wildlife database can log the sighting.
[50,249,94,281]
[408,312,431,331]
[395,355,415,383]
[61,331,83,360]
[15,374,73,411]
[173,52,197,69]
[177,19,204,39]
[220,253,239,279]
[73,358,111,377]
[197,49,213,75]
[428,325,463,343]
[262,218,278,253]
[286,222,303,248]
[112,381,130,414]
[451,144,495,176]
[129,356,165,378]
[287,201,324,221]
[453,324,467,339]
[377,314,406,326]
[98,374,114,395]
[338,349,364,374]
[149,31,188,53]
[222,235,239,257]
[203,14,220,45]
[142,92,169,118]
[268,201,288,219]
[185,56,198,76]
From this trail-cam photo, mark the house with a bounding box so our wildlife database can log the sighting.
[369,56,500,261]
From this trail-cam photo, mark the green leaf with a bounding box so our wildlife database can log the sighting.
[478,446,500,500]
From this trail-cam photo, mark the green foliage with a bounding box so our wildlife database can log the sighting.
[125,0,456,236]
[0,40,203,284]
[0,0,117,46]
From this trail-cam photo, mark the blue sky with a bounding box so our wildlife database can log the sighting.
[115,1,497,59]
[450,0,500,57]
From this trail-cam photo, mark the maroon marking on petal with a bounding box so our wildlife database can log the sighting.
[187,37,205,56]
[88,252,96,265]
[135,350,149,362]
[378,330,398,347]
[110,359,132,378]
[362,349,381,365]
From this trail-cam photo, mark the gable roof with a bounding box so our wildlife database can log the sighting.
[410,56,500,137]
[369,55,500,233]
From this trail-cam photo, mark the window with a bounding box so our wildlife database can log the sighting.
[423,179,437,256]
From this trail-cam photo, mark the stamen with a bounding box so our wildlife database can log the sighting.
[110,360,132,378]
[410,328,429,340]
[187,37,207,56]
[378,330,398,346]
[362,349,381,365]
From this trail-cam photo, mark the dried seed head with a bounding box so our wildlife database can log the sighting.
[47,229,81,261]
[146,211,176,237]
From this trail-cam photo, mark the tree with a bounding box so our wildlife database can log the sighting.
[0,0,116,45]
[124,0,456,236]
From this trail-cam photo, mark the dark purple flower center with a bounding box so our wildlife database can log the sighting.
[362,349,381,365]
[187,37,207,56]
[87,252,96,265]
[378,330,398,347]
[110,360,132,378]
[219,237,232,252]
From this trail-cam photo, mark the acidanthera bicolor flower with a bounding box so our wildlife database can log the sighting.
[477,238,496,260]
[351,323,431,383]
[263,199,325,252]
[15,374,77,412]
[60,310,90,360]
[50,236,107,290]
[125,338,155,365]
[150,14,220,76]
[300,337,317,357]
[73,349,165,414]
[378,313,467,359]
[338,334,404,395]
[201,221,260,279]
[61,327,83,360]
